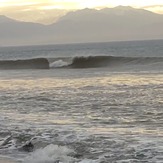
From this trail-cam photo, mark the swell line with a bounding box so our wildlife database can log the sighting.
[0,58,49,69]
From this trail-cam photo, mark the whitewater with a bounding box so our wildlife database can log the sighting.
[0,40,163,163]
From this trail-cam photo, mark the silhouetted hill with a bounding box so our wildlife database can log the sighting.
[0,15,15,23]
[49,6,163,43]
[0,6,163,46]
[0,15,50,45]
[3,9,68,25]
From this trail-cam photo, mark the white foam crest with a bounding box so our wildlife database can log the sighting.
[50,60,69,68]
[23,144,76,163]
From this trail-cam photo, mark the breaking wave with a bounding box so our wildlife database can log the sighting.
[50,59,70,68]
[23,144,99,163]
[0,56,162,70]
[23,144,76,163]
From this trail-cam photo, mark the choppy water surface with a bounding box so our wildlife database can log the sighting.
[0,69,162,163]
[0,40,163,162]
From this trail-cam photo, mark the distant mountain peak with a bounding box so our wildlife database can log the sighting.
[0,15,16,23]
[99,6,158,16]
[114,5,134,10]
[0,6,163,46]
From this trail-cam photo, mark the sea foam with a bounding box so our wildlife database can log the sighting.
[50,60,70,68]
[23,144,76,163]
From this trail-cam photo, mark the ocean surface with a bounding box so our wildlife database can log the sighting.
[0,40,163,163]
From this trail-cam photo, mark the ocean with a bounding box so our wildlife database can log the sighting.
[0,40,163,163]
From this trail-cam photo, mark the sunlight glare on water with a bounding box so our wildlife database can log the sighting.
[0,40,163,162]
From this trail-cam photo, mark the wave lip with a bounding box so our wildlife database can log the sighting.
[0,58,49,69]
[50,59,70,68]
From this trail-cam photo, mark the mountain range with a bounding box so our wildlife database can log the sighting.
[0,6,163,46]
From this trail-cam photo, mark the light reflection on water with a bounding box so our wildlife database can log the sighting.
[0,71,163,162]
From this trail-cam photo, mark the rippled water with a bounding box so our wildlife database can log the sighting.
[0,40,163,162]
[0,69,163,163]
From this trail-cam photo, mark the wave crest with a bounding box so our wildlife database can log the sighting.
[50,60,70,68]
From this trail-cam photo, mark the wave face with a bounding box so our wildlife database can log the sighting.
[0,58,49,69]
[68,56,163,69]
[0,56,162,70]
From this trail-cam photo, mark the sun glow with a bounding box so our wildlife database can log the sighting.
[0,0,163,20]
[0,0,163,9]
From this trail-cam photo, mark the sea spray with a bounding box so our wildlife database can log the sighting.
[23,144,76,163]
[50,60,70,68]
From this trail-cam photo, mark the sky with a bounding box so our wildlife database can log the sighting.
[0,0,163,45]
[0,0,163,10]
[0,0,163,25]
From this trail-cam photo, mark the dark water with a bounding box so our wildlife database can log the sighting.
[0,40,163,163]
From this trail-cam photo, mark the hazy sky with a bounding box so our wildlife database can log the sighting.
[0,0,163,45]
[0,0,163,25]
[0,0,163,10]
